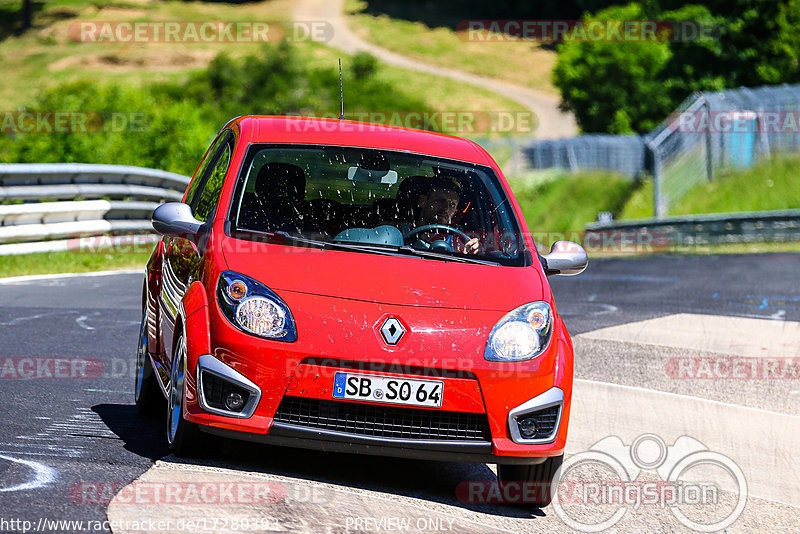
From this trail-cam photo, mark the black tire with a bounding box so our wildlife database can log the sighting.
[497,455,564,508]
[135,314,165,417]
[166,333,201,457]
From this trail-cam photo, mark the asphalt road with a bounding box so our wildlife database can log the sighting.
[549,252,800,334]
[0,253,798,533]
[0,272,168,532]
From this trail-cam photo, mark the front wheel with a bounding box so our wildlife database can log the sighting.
[497,455,563,508]
[166,333,200,457]
[135,313,164,417]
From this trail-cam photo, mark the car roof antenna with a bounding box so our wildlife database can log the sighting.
[338,58,345,120]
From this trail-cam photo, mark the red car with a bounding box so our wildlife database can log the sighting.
[135,116,587,507]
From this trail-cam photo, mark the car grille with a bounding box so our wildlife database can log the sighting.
[274,396,492,442]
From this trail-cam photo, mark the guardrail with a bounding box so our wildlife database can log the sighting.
[585,209,800,247]
[0,164,190,255]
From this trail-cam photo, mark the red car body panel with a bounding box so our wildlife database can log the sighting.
[145,116,575,464]
[220,237,546,310]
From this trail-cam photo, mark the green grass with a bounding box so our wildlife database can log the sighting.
[618,178,654,219]
[674,155,800,215]
[0,0,293,108]
[0,249,151,278]
[508,170,637,247]
[344,0,558,96]
[292,43,527,138]
[619,154,800,220]
[0,0,524,132]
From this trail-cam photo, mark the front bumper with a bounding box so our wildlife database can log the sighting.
[182,290,573,462]
[200,422,548,465]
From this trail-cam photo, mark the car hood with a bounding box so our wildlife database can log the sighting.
[220,236,546,311]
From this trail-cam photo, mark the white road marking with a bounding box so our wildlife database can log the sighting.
[596,303,618,314]
[0,269,142,285]
[0,454,56,492]
[0,311,71,326]
[578,313,800,357]
[570,379,800,507]
[75,315,95,331]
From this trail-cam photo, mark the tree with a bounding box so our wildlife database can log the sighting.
[553,3,674,133]
[553,0,800,133]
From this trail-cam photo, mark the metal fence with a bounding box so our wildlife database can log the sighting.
[523,135,646,179]
[524,82,800,218]
[0,164,189,255]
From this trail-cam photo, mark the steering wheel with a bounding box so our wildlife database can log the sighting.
[403,224,471,252]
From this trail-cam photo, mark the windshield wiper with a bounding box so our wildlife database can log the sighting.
[238,230,500,264]
[290,235,501,265]
[395,246,501,266]
[280,234,407,257]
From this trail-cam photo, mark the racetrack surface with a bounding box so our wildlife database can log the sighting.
[1,254,798,533]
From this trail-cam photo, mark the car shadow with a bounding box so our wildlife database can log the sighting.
[173,433,549,519]
[92,403,550,519]
[92,404,170,461]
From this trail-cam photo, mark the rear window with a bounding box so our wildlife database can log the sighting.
[228,144,527,266]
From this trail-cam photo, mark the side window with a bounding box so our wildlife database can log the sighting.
[184,133,229,207]
[193,142,232,223]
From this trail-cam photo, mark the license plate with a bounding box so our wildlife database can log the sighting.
[332,372,443,408]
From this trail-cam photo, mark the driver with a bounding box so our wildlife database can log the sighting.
[406,176,480,254]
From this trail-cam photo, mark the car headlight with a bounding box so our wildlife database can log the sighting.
[484,302,553,362]
[216,271,297,342]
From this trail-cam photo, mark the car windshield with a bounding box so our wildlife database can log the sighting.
[228,144,526,266]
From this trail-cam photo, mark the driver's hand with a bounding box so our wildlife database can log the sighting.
[463,237,480,254]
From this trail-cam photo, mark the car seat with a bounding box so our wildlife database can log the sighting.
[238,162,307,233]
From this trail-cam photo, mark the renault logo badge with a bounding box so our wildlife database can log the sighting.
[380,317,405,345]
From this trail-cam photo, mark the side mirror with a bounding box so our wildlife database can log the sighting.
[152,202,205,239]
[542,240,588,276]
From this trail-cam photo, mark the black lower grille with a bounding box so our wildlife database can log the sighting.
[517,405,560,439]
[274,396,492,442]
[201,371,250,412]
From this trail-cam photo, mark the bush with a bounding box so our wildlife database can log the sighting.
[0,43,434,173]
[351,51,378,80]
[509,171,637,237]
[0,81,213,175]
